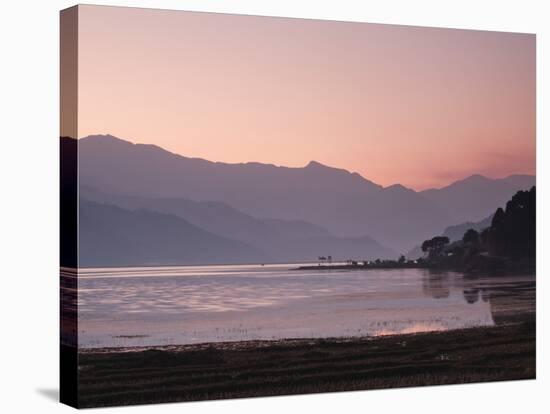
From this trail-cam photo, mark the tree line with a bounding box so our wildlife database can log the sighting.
[420,186,535,269]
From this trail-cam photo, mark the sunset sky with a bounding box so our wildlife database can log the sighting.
[75,5,535,190]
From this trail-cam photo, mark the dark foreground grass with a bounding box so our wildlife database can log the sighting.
[77,319,535,408]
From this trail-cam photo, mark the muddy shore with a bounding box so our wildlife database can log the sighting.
[76,315,535,408]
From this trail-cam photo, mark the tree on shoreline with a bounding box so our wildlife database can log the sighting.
[462,229,479,245]
[417,187,535,271]
[421,236,450,259]
[483,186,535,258]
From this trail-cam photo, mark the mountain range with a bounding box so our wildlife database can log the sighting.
[68,135,534,266]
[420,174,535,224]
[79,199,267,267]
[80,186,394,266]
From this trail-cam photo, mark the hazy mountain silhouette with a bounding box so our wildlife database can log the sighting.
[78,135,453,251]
[442,214,493,242]
[80,185,329,243]
[80,186,396,263]
[420,174,535,224]
[77,135,534,254]
[79,199,269,267]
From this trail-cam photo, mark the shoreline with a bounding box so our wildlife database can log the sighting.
[77,322,522,354]
[76,318,535,408]
[292,263,426,271]
[293,262,536,274]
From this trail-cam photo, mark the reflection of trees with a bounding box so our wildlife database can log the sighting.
[480,286,516,325]
[460,274,535,325]
[462,274,480,304]
[421,270,451,299]
[463,288,480,304]
[421,271,535,326]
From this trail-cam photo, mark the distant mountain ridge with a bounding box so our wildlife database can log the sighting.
[79,199,268,267]
[420,174,535,223]
[74,135,534,257]
[77,135,446,252]
[442,214,494,242]
[80,186,396,265]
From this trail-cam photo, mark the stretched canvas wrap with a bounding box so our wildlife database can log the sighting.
[60,5,536,408]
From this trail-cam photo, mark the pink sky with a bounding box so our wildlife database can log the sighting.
[75,5,535,190]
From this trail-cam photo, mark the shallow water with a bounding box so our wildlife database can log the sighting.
[64,264,535,348]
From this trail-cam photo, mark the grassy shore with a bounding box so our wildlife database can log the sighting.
[77,317,535,408]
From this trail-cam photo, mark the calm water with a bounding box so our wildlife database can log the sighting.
[66,264,535,349]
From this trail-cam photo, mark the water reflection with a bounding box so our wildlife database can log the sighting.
[60,267,78,347]
[422,271,451,299]
[72,265,534,348]
[421,270,535,325]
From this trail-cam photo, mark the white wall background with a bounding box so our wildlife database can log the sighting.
[0,0,547,412]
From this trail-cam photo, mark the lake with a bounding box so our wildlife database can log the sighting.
[65,264,535,349]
